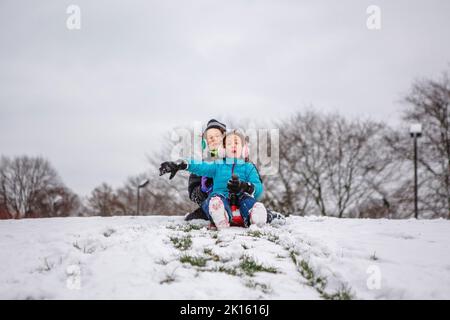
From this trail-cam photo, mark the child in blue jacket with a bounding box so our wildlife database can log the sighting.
[159,130,268,230]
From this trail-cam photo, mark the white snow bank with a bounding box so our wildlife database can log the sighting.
[0,215,449,299]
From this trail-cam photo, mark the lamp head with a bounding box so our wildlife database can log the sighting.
[410,123,422,138]
[138,179,150,188]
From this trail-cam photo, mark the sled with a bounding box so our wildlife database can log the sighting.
[230,205,245,227]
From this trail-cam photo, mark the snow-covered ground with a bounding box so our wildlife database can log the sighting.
[0,215,449,300]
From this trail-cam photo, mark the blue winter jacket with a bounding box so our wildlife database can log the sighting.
[186,158,263,200]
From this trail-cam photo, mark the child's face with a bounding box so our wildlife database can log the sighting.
[205,128,223,150]
[225,134,243,158]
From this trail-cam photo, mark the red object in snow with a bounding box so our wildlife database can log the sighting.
[230,205,245,227]
[230,216,245,227]
[208,205,246,229]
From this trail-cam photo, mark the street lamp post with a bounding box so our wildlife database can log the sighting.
[137,179,150,215]
[410,124,422,219]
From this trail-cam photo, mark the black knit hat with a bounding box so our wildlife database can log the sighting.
[204,119,226,135]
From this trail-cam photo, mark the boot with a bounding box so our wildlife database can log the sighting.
[184,207,208,221]
[249,203,268,227]
[208,196,230,230]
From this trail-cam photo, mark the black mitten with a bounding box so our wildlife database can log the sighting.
[159,160,187,179]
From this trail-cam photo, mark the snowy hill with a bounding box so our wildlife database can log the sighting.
[0,215,449,300]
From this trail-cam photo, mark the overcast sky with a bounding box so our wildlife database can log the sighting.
[1,0,449,197]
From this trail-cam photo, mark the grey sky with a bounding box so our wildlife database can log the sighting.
[1,0,449,197]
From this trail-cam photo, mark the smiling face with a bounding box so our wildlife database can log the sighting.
[205,128,223,151]
[225,133,244,159]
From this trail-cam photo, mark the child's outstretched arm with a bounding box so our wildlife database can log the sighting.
[185,159,217,178]
[159,159,217,180]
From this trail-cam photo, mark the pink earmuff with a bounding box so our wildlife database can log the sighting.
[242,144,249,160]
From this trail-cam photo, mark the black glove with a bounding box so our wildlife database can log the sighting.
[227,174,255,194]
[159,160,187,180]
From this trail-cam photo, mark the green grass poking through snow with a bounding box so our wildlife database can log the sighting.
[170,235,192,251]
[239,255,278,276]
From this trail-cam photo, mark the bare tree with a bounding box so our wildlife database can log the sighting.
[0,155,77,219]
[268,111,398,218]
[115,171,195,216]
[401,72,450,219]
[0,193,12,219]
[262,116,311,215]
[87,183,124,216]
[34,186,82,218]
